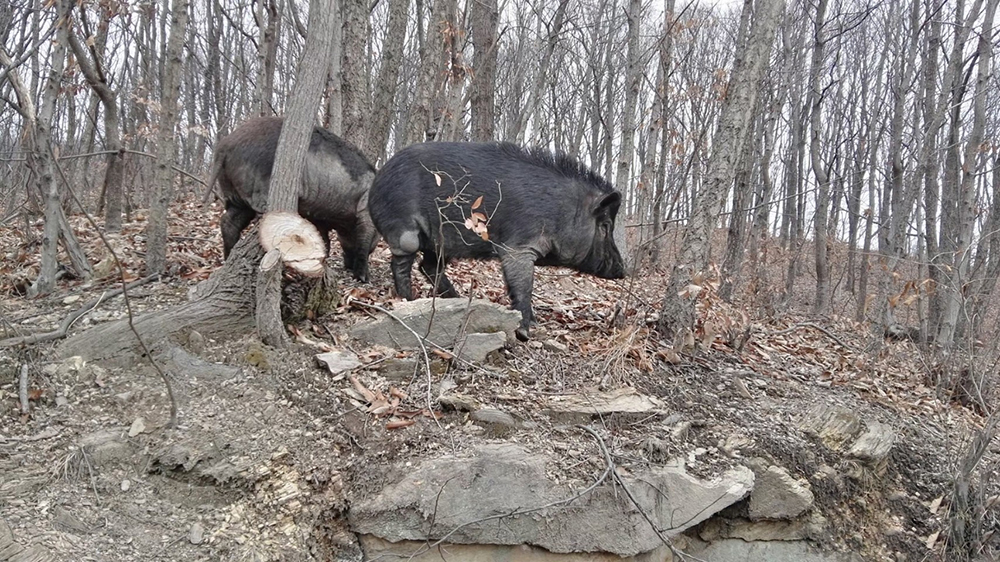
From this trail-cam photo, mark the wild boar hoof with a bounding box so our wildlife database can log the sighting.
[515,327,530,342]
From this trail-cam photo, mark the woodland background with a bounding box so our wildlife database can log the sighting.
[1,0,999,370]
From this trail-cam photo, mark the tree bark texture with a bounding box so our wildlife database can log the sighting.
[470,0,498,141]
[268,0,335,214]
[66,11,125,233]
[29,0,72,297]
[368,0,410,161]
[145,0,189,275]
[58,233,264,363]
[340,0,369,148]
[658,0,785,339]
[256,249,287,347]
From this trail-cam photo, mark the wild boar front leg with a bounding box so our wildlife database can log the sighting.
[500,251,537,341]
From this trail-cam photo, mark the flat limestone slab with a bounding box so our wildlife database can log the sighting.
[348,443,753,557]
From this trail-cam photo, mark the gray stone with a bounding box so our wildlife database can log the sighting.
[315,350,362,376]
[699,511,829,542]
[52,506,91,535]
[160,346,239,380]
[189,522,205,545]
[543,388,666,424]
[359,535,679,561]
[348,444,753,557]
[686,538,863,562]
[800,405,862,452]
[455,332,507,363]
[79,429,133,467]
[378,358,419,382]
[470,408,517,435]
[847,420,896,463]
[749,466,815,521]
[187,330,207,355]
[438,393,481,412]
[7,546,51,562]
[543,339,569,353]
[350,298,521,349]
[0,519,13,550]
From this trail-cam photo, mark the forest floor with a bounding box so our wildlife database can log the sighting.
[0,196,997,561]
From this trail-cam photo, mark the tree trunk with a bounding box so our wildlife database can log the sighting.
[269,0,335,213]
[613,0,643,272]
[59,234,264,362]
[262,0,337,347]
[658,0,785,339]
[719,114,759,302]
[66,9,125,233]
[145,0,189,276]
[255,0,280,116]
[936,0,997,347]
[325,0,344,134]
[470,0,498,141]
[340,0,369,148]
[29,0,73,297]
[808,0,831,316]
[368,0,410,161]
[405,0,445,145]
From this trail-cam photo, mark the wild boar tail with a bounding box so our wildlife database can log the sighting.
[201,154,224,206]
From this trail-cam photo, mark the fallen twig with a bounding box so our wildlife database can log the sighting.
[19,363,29,415]
[0,275,158,347]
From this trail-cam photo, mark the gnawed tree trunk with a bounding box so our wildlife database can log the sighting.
[258,0,337,347]
[58,233,264,362]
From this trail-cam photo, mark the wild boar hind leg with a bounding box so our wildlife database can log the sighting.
[221,203,257,259]
[500,251,537,341]
[418,249,459,298]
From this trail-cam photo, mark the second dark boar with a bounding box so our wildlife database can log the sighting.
[211,116,378,281]
[368,142,626,340]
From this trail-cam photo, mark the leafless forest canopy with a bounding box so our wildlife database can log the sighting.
[1,0,999,350]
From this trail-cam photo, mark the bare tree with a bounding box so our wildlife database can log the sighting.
[659,0,785,339]
[145,0,190,275]
[808,0,831,315]
[65,3,125,233]
[470,0,499,141]
[368,0,411,160]
[341,0,369,148]
[29,0,70,295]
[936,0,998,347]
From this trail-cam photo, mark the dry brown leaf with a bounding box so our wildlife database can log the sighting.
[386,419,416,430]
[349,376,377,403]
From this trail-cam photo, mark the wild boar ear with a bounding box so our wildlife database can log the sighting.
[594,192,621,219]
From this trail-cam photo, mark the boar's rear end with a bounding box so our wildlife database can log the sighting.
[211,116,378,281]
[368,142,626,341]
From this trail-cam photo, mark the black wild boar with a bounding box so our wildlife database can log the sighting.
[368,142,626,340]
[210,116,378,281]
